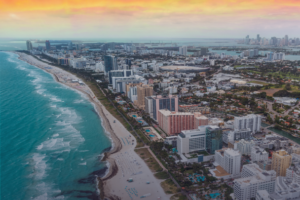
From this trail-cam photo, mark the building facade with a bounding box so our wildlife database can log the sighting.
[271,150,291,177]
[145,95,178,120]
[234,114,261,133]
[206,126,223,154]
[157,110,208,135]
[177,128,207,154]
[135,84,153,109]
[104,55,117,74]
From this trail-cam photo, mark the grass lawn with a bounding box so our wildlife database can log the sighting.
[171,194,188,200]
[154,171,170,179]
[135,148,163,172]
[160,179,178,194]
[184,169,194,175]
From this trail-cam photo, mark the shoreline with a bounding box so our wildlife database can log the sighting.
[12,51,124,199]
[11,52,170,200]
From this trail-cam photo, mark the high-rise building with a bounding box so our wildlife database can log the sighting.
[126,83,143,102]
[45,40,51,50]
[270,37,278,46]
[257,34,261,42]
[135,84,153,109]
[157,110,208,135]
[114,76,146,93]
[68,42,73,50]
[177,127,207,154]
[108,69,133,84]
[104,55,118,74]
[206,126,223,154]
[251,146,269,162]
[271,149,291,177]
[26,40,33,51]
[234,163,276,200]
[200,48,208,56]
[214,148,241,176]
[235,139,255,155]
[234,114,261,134]
[266,52,274,61]
[245,35,250,44]
[273,52,285,60]
[285,35,289,46]
[145,95,178,120]
[179,46,187,56]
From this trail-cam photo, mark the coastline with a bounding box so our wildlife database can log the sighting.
[12,52,170,200]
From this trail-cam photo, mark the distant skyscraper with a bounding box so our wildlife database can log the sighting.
[285,35,289,46]
[200,48,208,56]
[245,35,250,45]
[179,46,187,56]
[270,37,278,46]
[26,40,33,51]
[45,40,51,50]
[104,55,118,74]
[257,34,260,42]
[68,42,73,50]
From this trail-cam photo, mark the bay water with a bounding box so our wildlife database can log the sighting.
[0,52,111,200]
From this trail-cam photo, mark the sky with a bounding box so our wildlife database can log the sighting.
[0,0,300,39]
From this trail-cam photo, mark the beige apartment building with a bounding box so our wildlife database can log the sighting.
[271,149,291,177]
[134,84,153,109]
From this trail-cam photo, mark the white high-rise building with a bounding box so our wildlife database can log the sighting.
[274,52,285,60]
[179,46,187,56]
[235,139,255,155]
[177,127,207,154]
[214,148,241,177]
[234,114,261,133]
[251,146,269,162]
[234,163,276,200]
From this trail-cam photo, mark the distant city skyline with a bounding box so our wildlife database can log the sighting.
[1,0,300,38]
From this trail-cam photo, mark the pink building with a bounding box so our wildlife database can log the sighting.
[158,110,208,135]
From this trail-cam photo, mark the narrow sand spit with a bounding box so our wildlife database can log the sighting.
[14,52,170,200]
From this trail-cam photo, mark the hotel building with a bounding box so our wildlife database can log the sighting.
[157,110,208,135]
[234,114,261,133]
[271,149,291,177]
[144,95,178,120]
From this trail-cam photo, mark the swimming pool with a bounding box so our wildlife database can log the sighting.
[208,193,220,199]
[132,115,137,118]
[145,129,150,133]
[138,120,143,123]
[149,135,155,137]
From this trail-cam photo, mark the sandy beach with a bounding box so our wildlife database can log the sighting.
[14,52,170,200]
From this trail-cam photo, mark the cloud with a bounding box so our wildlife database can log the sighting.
[9,13,20,20]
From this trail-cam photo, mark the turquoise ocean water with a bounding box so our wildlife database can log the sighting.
[0,52,112,200]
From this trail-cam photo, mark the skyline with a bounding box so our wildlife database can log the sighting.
[1,0,300,38]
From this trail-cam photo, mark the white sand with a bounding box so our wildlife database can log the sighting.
[14,52,171,200]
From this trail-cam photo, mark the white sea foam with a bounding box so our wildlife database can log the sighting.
[52,134,59,137]
[36,144,43,150]
[50,97,63,102]
[31,153,47,180]
[79,162,87,165]
[74,99,84,104]
[57,158,64,161]
[50,104,56,108]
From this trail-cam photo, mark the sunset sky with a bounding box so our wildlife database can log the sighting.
[0,0,300,39]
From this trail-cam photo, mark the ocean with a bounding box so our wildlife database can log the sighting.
[0,52,112,200]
